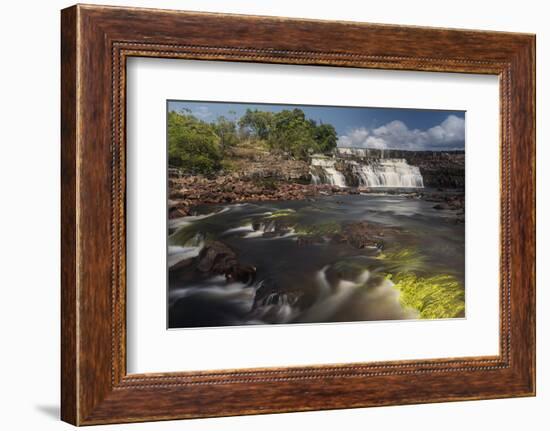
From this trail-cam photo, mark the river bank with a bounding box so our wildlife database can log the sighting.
[168,174,465,222]
[169,174,353,218]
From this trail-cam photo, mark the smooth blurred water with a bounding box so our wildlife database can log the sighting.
[168,193,464,328]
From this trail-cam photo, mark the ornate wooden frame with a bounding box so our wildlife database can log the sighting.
[61,4,536,425]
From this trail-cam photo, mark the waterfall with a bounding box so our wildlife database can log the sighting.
[310,155,423,188]
[350,159,424,188]
[310,156,347,187]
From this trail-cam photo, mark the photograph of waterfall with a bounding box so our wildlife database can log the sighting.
[167,100,465,329]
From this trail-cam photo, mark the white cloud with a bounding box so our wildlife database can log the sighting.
[337,115,465,150]
[337,127,369,147]
[191,106,213,120]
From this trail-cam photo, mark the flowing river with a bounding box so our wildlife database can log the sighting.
[168,193,465,328]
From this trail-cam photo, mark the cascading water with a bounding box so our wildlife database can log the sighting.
[350,159,424,188]
[310,155,424,188]
[310,156,347,187]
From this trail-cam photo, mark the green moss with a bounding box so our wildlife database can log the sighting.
[389,273,465,319]
[266,209,296,219]
[376,248,425,273]
[169,225,211,246]
[169,226,192,245]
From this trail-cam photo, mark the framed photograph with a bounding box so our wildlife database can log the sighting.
[61,4,536,425]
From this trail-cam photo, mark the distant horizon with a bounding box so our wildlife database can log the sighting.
[168,100,465,152]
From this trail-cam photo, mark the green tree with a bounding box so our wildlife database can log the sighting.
[238,109,274,140]
[168,111,223,175]
[314,123,338,153]
[268,109,317,159]
[213,116,239,151]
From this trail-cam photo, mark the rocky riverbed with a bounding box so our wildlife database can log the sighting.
[169,175,352,218]
[169,174,465,224]
[168,193,466,328]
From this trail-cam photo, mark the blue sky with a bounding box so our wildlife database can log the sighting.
[168,100,465,151]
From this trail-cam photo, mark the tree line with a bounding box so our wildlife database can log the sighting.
[168,108,337,175]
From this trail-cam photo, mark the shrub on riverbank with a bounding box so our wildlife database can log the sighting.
[168,111,223,175]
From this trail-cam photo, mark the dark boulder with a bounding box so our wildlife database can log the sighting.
[196,241,256,284]
[334,221,385,250]
[252,279,307,312]
[196,241,237,274]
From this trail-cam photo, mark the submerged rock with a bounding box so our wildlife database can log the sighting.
[251,279,309,321]
[327,221,398,251]
[196,241,256,284]
[196,241,237,273]
[339,221,385,249]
